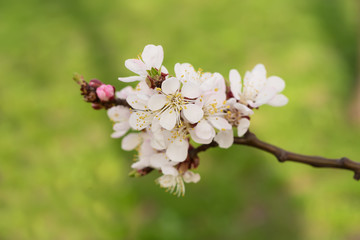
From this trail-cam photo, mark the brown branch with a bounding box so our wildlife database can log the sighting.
[190,131,360,180]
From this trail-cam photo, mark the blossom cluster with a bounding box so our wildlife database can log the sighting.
[103,44,288,196]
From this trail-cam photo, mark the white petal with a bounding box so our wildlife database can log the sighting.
[149,153,169,169]
[111,122,130,138]
[199,73,225,93]
[148,94,167,111]
[214,130,234,148]
[107,106,130,122]
[159,108,177,130]
[233,103,254,116]
[183,104,203,124]
[151,134,167,150]
[161,77,180,95]
[207,117,232,130]
[131,160,149,170]
[116,86,135,99]
[160,65,168,74]
[267,94,288,107]
[253,85,278,107]
[161,166,178,176]
[126,94,148,110]
[204,92,226,106]
[166,138,189,162]
[121,133,142,151]
[125,59,147,76]
[174,63,184,79]
[252,64,266,77]
[267,76,285,92]
[181,82,201,99]
[118,76,145,82]
[189,129,213,144]
[237,118,250,136]
[183,171,201,183]
[129,112,151,130]
[175,63,196,81]
[195,119,215,140]
[141,44,164,69]
[229,69,242,100]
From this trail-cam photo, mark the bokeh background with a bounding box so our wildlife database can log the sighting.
[1,0,360,239]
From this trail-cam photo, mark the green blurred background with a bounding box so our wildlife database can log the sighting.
[1,0,360,239]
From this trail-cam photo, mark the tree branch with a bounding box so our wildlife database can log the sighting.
[190,131,360,180]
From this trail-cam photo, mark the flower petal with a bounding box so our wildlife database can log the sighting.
[131,160,149,170]
[159,108,177,130]
[160,65,168,74]
[195,119,215,140]
[161,166,178,176]
[183,104,203,124]
[207,116,232,130]
[121,133,142,150]
[129,112,151,130]
[267,76,285,92]
[252,64,266,78]
[116,86,135,99]
[125,59,147,76]
[237,118,250,136]
[214,129,234,148]
[118,76,145,83]
[253,85,278,107]
[175,63,196,82]
[189,128,213,144]
[141,44,164,69]
[111,122,130,138]
[229,69,242,100]
[149,153,170,168]
[166,138,189,162]
[267,94,288,107]
[126,94,148,110]
[233,102,254,116]
[148,94,167,111]
[107,106,130,122]
[181,82,201,99]
[161,77,180,95]
[183,171,201,183]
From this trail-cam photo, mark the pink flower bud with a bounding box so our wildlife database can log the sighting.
[96,84,115,102]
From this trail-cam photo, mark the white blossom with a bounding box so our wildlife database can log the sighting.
[229,64,288,108]
[118,44,168,83]
[156,171,201,197]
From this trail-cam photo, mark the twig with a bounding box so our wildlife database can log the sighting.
[190,131,360,180]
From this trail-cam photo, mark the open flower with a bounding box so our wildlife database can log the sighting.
[189,92,232,147]
[146,77,204,130]
[123,132,179,175]
[229,64,288,108]
[156,170,201,197]
[174,63,226,94]
[118,44,168,83]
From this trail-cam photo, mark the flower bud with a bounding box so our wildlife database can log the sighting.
[96,84,115,102]
[89,79,103,88]
[91,103,103,110]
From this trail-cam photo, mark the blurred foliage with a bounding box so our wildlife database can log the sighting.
[0,0,359,239]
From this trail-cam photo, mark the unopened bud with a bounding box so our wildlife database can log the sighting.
[96,84,115,102]
[91,103,102,110]
[89,79,103,88]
